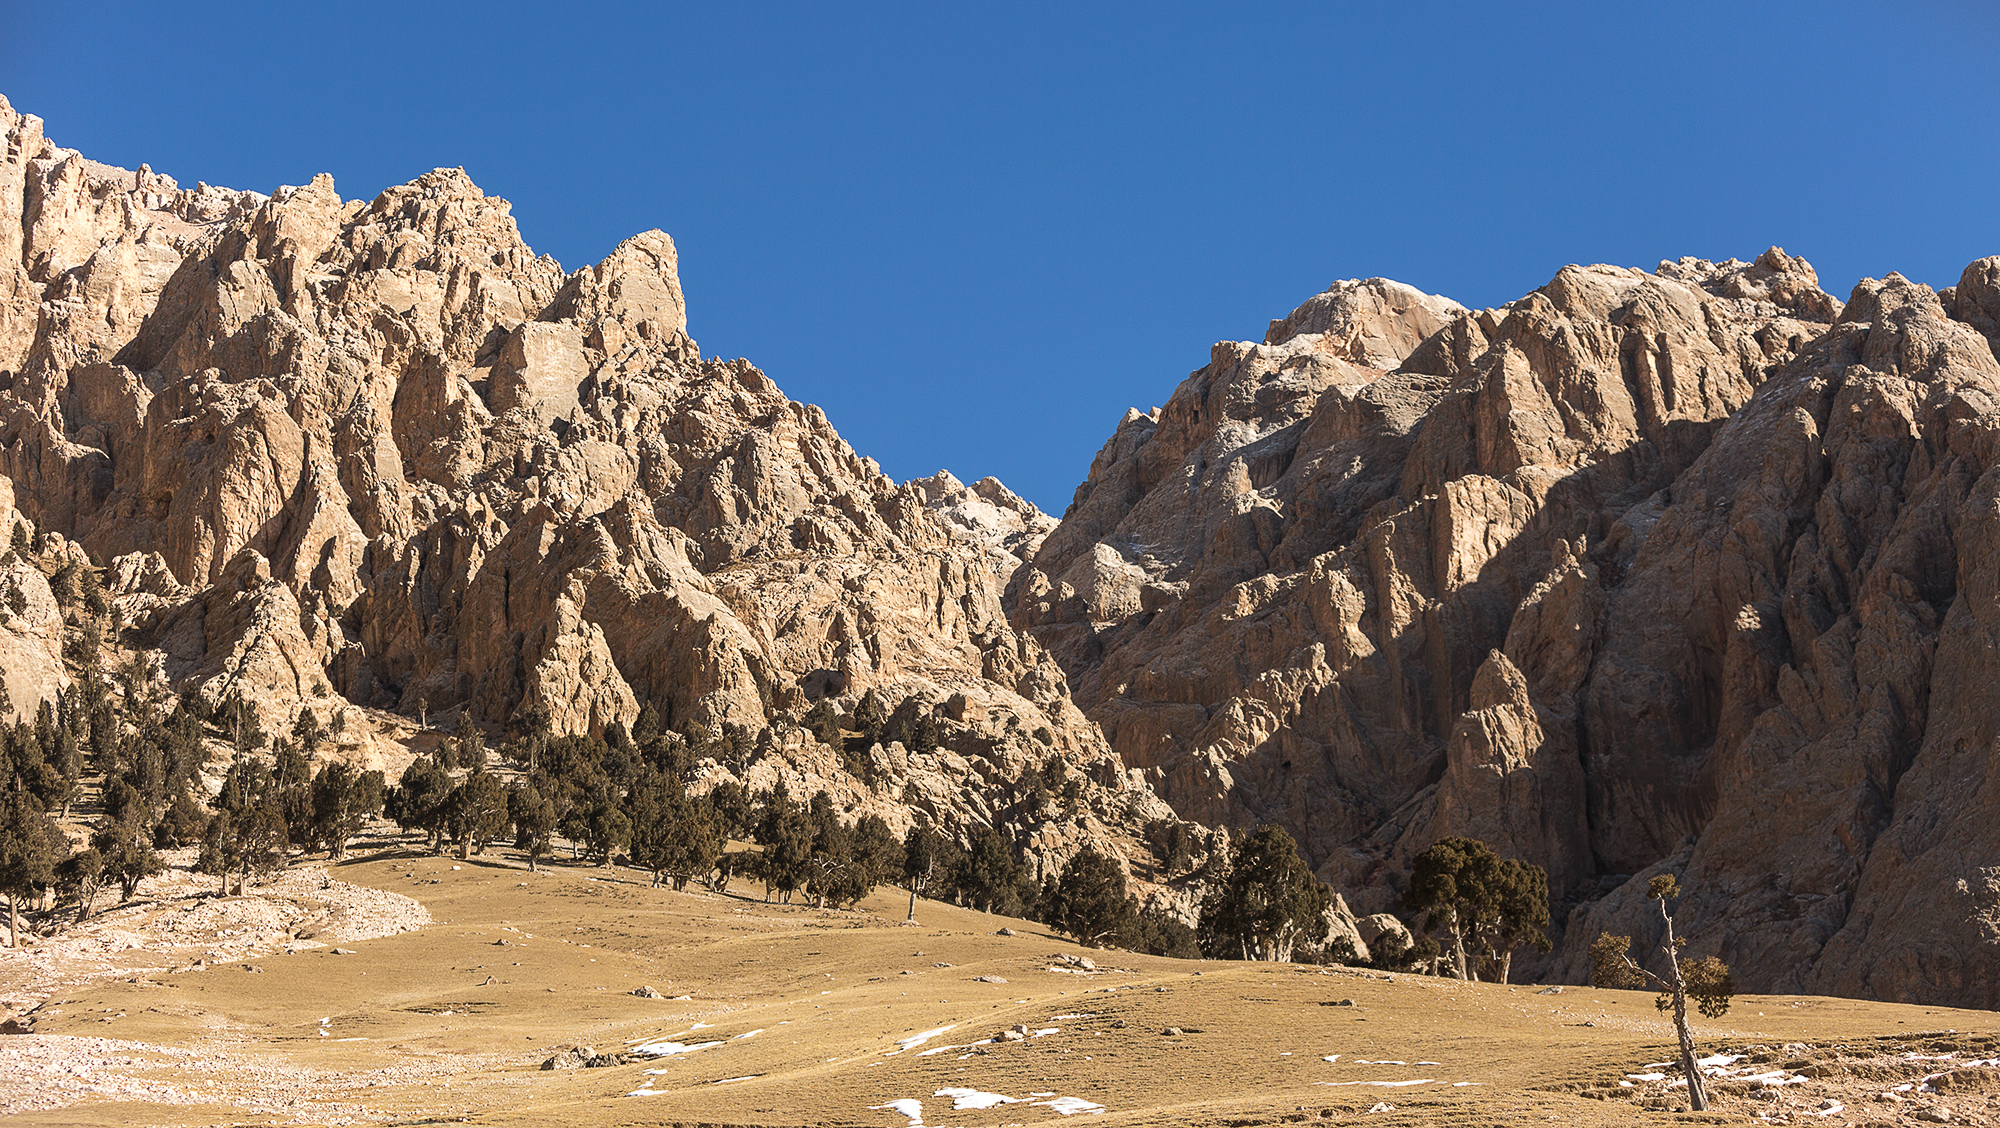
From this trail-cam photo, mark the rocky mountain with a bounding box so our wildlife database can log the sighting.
[1013,251,2000,1006]
[10,89,2000,1007]
[0,95,1171,876]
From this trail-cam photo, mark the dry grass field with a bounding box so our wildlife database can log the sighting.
[4,842,1998,1128]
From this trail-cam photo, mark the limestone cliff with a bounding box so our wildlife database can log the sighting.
[0,95,1168,875]
[1015,251,2000,1006]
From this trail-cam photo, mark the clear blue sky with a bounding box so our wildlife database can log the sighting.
[5,2,1998,513]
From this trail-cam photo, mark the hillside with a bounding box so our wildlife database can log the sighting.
[6,839,2000,1127]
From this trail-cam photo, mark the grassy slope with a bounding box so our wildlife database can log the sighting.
[16,847,2000,1127]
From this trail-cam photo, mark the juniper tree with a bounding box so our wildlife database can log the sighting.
[1047,848,1137,949]
[753,783,813,903]
[1591,875,1735,1112]
[958,826,1021,915]
[92,810,163,901]
[1402,836,1550,982]
[629,778,721,890]
[55,846,103,922]
[507,782,556,872]
[0,789,64,946]
[901,823,954,920]
[448,765,508,858]
[1199,825,1332,962]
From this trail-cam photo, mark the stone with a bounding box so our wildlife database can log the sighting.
[630,985,663,999]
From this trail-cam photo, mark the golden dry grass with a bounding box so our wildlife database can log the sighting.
[10,845,1999,1127]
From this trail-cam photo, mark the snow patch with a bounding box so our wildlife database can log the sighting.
[935,1088,1021,1110]
[1033,1095,1105,1115]
[872,1098,924,1124]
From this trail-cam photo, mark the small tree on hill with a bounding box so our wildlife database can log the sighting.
[448,766,508,858]
[1402,836,1549,982]
[1199,824,1331,962]
[958,826,1021,915]
[93,811,164,901]
[56,846,104,922]
[508,782,556,872]
[0,790,64,946]
[1047,848,1137,949]
[1591,875,1735,1112]
[801,700,842,749]
[629,783,721,891]
[755,792,814,903]
[901,823,954,921]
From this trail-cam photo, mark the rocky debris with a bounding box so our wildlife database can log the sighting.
[1001,1024,1029,1042]
[629,985,664,999]
[1014,246,2000,1002]
[541,1045,635,1070]
[1053,953,1096,970]
[972,975,1008,984]
[0,1030,503,1119]
[994,928,1018,937]
[0,856,429,1016]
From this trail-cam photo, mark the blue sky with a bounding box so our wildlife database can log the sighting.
[5,2,1998,513]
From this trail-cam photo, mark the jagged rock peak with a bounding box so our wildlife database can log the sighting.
[0,95,1172,884]
[1012,244,2000,1006]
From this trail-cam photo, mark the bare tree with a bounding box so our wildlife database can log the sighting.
[1591,875,1735,1111]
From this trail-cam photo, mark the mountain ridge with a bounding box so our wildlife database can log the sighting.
[7,91,2000,1006]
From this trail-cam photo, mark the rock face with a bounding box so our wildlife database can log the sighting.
[15,89,2000,1007]
[1015,254,2000,1006]
[0,94,1166,872]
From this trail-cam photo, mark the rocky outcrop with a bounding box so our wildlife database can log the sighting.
[1016,250,2000,1005]
[0,94,1163,876]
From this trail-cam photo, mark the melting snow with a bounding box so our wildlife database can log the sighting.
[1813,1102,1845,1117]
[1033,1096,1105,1115]
[872,1098,924,1124]
[1316,1080,1437,1088]
[632,1039,724,1057]
[888,1025,956,1054]
[732,1029,765,1040]
[935,1088,1022,1110]
[713,1075,760,1084]
[1626,1073,1667,1082]
[1698,1053,1744,1068]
